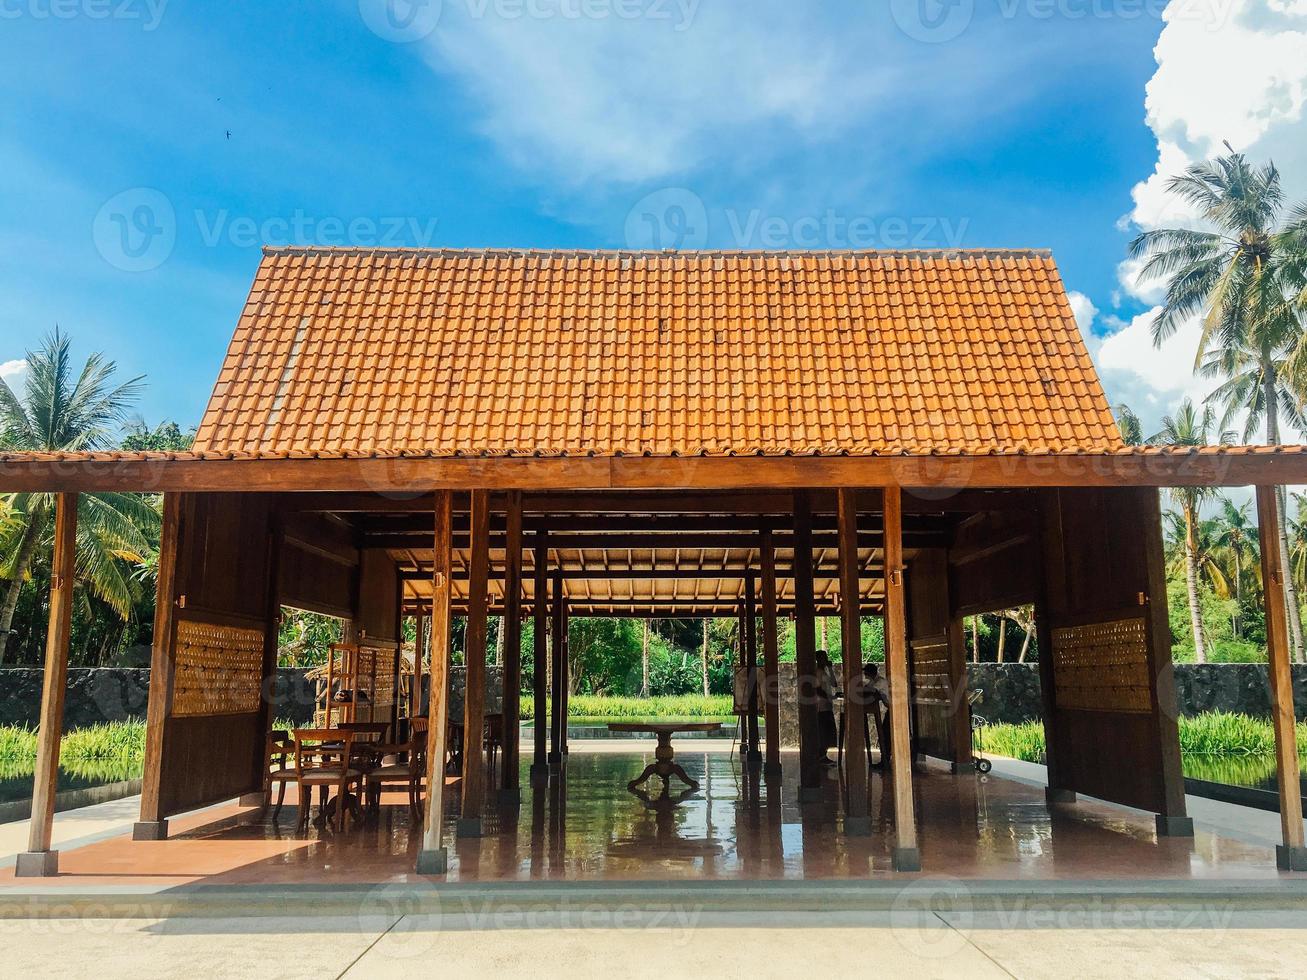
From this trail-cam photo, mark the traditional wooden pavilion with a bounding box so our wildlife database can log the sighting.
[4,247,1306,878]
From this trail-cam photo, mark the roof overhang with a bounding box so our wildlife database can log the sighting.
[3,447,1306,494]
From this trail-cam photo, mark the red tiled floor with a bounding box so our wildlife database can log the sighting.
[0,749,1290,888]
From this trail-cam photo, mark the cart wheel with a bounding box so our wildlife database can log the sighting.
[976,758,992,774]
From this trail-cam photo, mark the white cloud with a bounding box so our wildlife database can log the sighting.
[1067,290,1098,335]
[0,358,27,389]
[417,2,1022,185]
[1102,0,1307,434]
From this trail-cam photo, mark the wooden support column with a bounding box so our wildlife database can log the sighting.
[16,493,78,878]
[744,570,761,768]
[135,492,181,842]
[413,614,426,730]
[417,490,454,874]
[884,485,920,871]
[499,490,523,805]
[837,488,870,835]
[458,489,490,837]
[530,530,549,784]
[760,529,782,780]
[549,569,564,769]
[561,601,570,757]
[737,606,750,758]
[793,491,822,801]
[1256,485,1307,871]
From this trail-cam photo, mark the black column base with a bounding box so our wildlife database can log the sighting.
[1277,845,1307,871]
[14,850,59,877]
[844,815,872,836]
[529,763,550,787]
[746,750,763,771]
[238,792,266,807]
[456,817,483,838]
[416,847,449,875]
[1045,787,1077,805]
[1156,814,1194,838]
[497,787,521,807]
[891,846,922,872]
[763,761,783,781]
[133,819,169,841]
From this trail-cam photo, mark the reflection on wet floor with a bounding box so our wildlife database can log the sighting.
[0,747,1289,886]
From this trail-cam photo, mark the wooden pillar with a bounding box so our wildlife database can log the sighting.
[134,492,181,842]
[1256,485,1307,871]
[737,606,750,757]
[458,489,490,837]
[837,488,870,834]
[560,601,570,757]
[530,530,549,783]
[413,614,426,729]
[744,570,761,768]
[549,569,564,769]
[760,529,782,780]
[946,617,972,768]
[793,491,822,800]
[417,490,454,874]
[500,490,523,804]
[16,493,78,877]
[884,485,920,871]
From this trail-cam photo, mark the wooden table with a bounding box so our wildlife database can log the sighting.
[607,722,722,790]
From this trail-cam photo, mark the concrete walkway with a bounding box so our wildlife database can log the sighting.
[6,906,1307,979]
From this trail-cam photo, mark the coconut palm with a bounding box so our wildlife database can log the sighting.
[0,330,158,664]
[1130,149,1307,661]
[1114,403,1144,445]
[1209,496,1260,639]
[1152,400,1233,663]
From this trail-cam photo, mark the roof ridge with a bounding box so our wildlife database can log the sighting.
[260,245,1055,259]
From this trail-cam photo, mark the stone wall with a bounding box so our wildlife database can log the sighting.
[0,665,507,732]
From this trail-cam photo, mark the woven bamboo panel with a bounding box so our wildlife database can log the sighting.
[910,638,952,706]
[366,646,397,709]
[172,619,265,717]
[1052,617,1151,714]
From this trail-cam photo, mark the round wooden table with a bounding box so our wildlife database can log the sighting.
[607,722,723,790]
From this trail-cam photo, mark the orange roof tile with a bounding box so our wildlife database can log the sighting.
[191,247,1123,458]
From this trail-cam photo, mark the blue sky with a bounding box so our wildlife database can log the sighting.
[3,0,1305,435]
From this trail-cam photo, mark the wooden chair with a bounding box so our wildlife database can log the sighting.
[293,728,365,832]
[364,717,429,819]
[334,721,391,774]
[263,729,297,818]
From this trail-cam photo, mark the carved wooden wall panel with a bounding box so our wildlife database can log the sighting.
[171,619,265,717]
[1051,617,1151,714]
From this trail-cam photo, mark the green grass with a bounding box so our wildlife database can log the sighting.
[0,721,146,766]
[984,713,1307,765]
[519,694,733,721]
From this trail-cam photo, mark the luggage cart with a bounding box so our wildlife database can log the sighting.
[968,689,992,774]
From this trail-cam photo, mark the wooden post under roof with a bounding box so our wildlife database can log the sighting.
[530,529,549,784]
[134,492,181,842]
[549,568,564,769]
[458,488,490,837]
[884,485,921,871]
[792,491,822,800]
[737,605,750,758]
[500,490,523,804]
[560,600,570,758]
[759,529,782,780]
[413,614,426,732]
[417,490,454,874]
[15,493,78,877]
[744,570,761,768]
[1255,485,1307,870]
[837,488,870,834]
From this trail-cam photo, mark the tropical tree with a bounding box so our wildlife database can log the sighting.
[1114,403,1144,445]
[1210,496,1260,639]
[1129,149,1307,661]
[1151,400,1232,663]
[0,330,158,664]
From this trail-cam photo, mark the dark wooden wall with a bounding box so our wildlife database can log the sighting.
[156,492,279,818]
[1037,486,1186,817]
[906,548,970,765]
[279,513,357,619]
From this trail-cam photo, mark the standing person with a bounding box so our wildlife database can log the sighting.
[814,649,840,767]
[861,663,891,769]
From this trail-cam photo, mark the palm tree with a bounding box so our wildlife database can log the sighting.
[1130,149,1307,661]
[1114,403,1144,445]
[1287,493,1307,599]
[1210,496,1260,639]
[1152,400,1232,663]
[0,330,158,664]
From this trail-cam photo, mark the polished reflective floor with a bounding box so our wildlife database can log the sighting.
[0,746,1291,887]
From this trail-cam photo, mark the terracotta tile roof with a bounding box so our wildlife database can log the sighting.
[179,246,1120,458]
